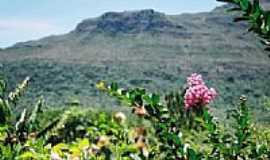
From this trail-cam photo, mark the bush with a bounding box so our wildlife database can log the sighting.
[97,73,270,159]
[0,73,269,159]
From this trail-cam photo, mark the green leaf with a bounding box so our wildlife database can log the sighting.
[187,148,199,160]
[110,82,118,92]
[150,94,160,106]
[239,0,250,11]
[0,79,6,96]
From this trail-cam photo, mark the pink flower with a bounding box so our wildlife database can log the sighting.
[187,73,205,87]
[184,73,217,110]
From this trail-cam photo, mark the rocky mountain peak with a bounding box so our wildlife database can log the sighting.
[75,9,181,34]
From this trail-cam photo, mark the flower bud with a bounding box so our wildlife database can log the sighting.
[114,112,126,124]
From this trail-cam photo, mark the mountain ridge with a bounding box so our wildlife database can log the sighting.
[0,5,269,121]
[4,0,270,49]
[74,9,185,34]
[4,9,200,50]
[1,6,234,49]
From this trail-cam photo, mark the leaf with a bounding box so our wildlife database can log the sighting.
[78,138,90,150]
[110,82,118,92]
[52,143,69,156]
[150,94,160,106]
[8,76,30,104]
[187,148,199,160]
[36,118,60,138]
[227,7,242,12]
[28,97,44,131]
[0,99,11,125]
[0,79,6,97]
[251,0,262,20]
[15,109,27,132]
[239,0,250,11]
[18,151,36,160]
[233,16,250,22]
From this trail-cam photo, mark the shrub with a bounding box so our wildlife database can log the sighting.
[0,73,269,159]
[98,73,270,159]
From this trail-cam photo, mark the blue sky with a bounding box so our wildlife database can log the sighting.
[0,0,222,48]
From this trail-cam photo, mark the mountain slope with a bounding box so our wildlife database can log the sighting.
[0,6,269,121]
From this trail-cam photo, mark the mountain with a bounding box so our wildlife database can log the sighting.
[0,6,269,120]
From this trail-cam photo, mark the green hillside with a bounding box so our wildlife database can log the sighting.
[0,6,269,121]
[0,1,270,159]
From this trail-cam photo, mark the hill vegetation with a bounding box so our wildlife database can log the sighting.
[0,6,270,118]
[0,73,269,159]
[0,1,270,159]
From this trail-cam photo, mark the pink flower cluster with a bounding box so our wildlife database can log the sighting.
[187,73,204,86]
[184,73,217,110]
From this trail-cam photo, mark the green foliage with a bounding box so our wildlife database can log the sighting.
[218,0,270,52]
[0,76,30,125]
[0,76,155,159]
[1,20,270,113]
[0,71,269,159]
[98,81,270,159]
[1,3,270,159]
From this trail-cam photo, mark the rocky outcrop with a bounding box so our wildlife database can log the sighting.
[75,9,185,34]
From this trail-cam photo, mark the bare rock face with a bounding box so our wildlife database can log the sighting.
[75,9,184,34]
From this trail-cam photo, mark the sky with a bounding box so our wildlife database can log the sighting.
[0,0,222,48]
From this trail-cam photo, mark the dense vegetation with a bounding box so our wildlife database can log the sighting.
[0,0,270,159]
[0,73,269,159]
[1,59,269,122]
[0,5,270,118]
